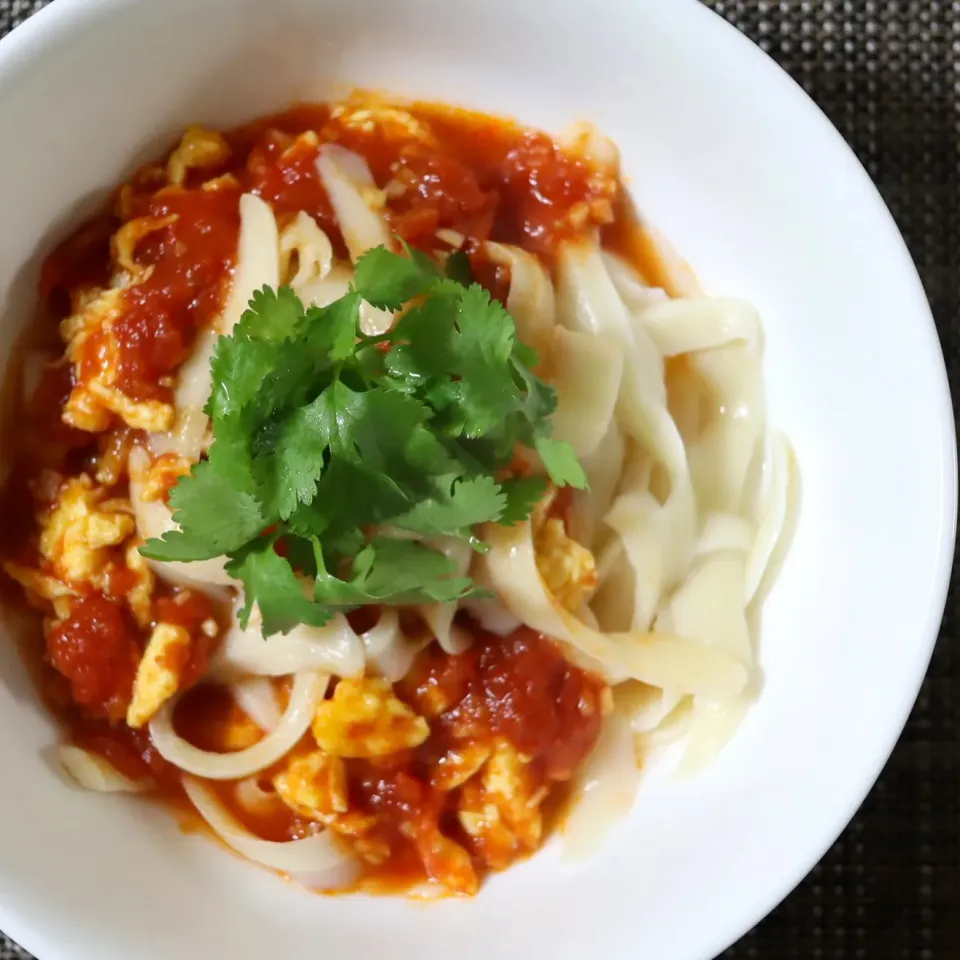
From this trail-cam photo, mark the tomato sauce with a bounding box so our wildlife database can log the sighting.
[0,95,649,897]
[111,185,241,401]
[45,593,140,722]
[344,625,605,890]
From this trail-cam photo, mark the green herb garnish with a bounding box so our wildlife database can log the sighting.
[141,245,586,636]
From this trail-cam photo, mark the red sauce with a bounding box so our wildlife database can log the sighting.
[443,627,603,780]
[45,593,140,721]
[107,185,241,401]
[345,626,604,889]
[243,132,338,239]
[0,97,655,897]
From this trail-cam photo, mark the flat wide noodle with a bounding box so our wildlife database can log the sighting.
[316,145,392,262]
[183,775,359,889]
[561,689,642,862]
[418,537,474,655]
[59,745,152,793]
[481,519,748,698]
[484,241,556,354]
[556,239,696,587]
[149,670,328,780]
[549,326,624,459]
[228,676,283,732]
[210,604,365,679]
[361,607,432,682]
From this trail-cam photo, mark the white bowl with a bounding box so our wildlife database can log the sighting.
[0,1,954,958]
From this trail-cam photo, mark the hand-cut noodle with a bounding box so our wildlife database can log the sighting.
[59,745,152,793]
[220,193,281,334]
[569,423,625,549]
[549,327,624,459]
[418,537,474,654]
[602,490,664,631]
[183,776,359,889]
[209,605,365,679]
[460,593,522,637]
[316,145,392,262]
[556,240,697,588]
[229,676,283,732]
[149,671,328,780]
[601,251,669,311]
[279,210,334,288]
[484,242,556,354]
[481,519,748,698]
[561,690,642,862]
[746,431,798,605]
[361,607,432,682]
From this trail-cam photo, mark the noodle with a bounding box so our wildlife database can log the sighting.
[1,96,798,898]
[150,671,329,780]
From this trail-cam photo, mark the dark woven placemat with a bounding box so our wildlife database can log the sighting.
[1,1,957,958]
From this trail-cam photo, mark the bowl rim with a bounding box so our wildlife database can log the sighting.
[0,1,955,958]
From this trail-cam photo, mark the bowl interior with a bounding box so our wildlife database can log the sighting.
[0,1,953,959]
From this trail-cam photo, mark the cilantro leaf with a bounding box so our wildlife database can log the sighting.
[141,460,268,562]
[288,458,410,544]
[313,536,479,609]
[258,392,334,519]
[238,286,306,342]
[393,476,506,539]
[353,246,436,310]
[534,436,589,490]
[499,475,549,524]
[227,538,332,635]
[143,242,587,638]
[307,292,360,361]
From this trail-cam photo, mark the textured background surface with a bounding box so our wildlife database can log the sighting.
[0,0,957,957]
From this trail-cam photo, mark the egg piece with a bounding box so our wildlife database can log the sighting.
[38,475,135,585]
[123,542,155,629]
[534,516,598,613]
[311,677,430,758]
[59,284,175,433]
[166,126,231,187]
[126,622,191,728]
[457,739,546,870]
[273,750,349,824]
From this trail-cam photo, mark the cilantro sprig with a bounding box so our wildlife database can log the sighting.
[141,245,586,636]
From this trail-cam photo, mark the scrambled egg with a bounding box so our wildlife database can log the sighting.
[312,677,430,758]
[112,214,177,282]
[534,516,598,613]
[458,740,545,870]
[60,287,174,434]
[1,563,77,615]
[273,750,349,824]
[431,742,491,792]
[273,751,391,865]
[166,126,231,187]
[38,475,134,585]
[140,452,191,503]
[123,541,155,629]
[126,622,191,728]
[416,825,479,896]
[328,103,435,144]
